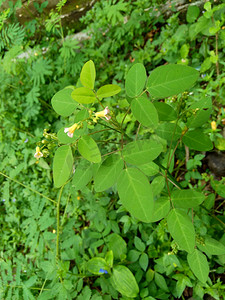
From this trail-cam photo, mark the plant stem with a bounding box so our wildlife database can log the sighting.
[56,185,64,261]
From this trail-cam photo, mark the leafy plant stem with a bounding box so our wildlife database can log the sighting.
[0,171,57,204]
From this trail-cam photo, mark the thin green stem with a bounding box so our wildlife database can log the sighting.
[0,172,57,204]
[56,185,64,261]
[39,279,47,296]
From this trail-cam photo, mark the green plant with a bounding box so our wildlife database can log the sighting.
[34,59,224,298]
[1,0,225,298]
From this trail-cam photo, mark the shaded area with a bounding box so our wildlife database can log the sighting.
[1,0,98,28]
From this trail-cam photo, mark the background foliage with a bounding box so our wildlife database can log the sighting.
[0,0,225,299]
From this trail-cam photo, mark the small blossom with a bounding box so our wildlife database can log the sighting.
[99,268,108,274]
[211,121,217,131]
[12,198,16,202]
[34,147,43,159]
[95,106,111,120]
[2,199,5,202]
[64,123,79,138]
[24,138,28,143]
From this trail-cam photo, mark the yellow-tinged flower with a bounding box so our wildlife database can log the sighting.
[64,123,79,138]
[211,121,217,131]
[34,147,43,159]
[95,106,111,120]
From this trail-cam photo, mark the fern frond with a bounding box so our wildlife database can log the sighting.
[0,23,25,52]
[28,58,53,86]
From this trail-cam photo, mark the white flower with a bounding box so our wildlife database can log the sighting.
[64,123,79,138]
[95,106,111,120]
[34,147,43,159]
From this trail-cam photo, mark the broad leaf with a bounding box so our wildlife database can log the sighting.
[156,123,182,142]
[183,129,213,151]
[187,108,211,128]
[153,102,177,121]
[107,233,127,260]
[155,272,169,292]
[72,160,93,190]
[94,154,124,192]
[187,97,212,128]
[117,168,154,222]
[186,5,200,23]
[71,87,96,104]
[197,237,225,256]
[131,96,158,129]
[97,84,121,99]
[138,161,159,176]
[125,63,147,98]
[172,189,205,208]
[51,87,78,117]
[151,176,165,197]
[86,257,109,275]
[80,60,96,89]
[78,135,101,163]
[122,139,162,166]
[139,252,149,271]
[167,209,195,253]
[149,197,170,222]
[147,64,199,98]
[53,145,73,188]
[111,265,139,298]
[187,249,209,283]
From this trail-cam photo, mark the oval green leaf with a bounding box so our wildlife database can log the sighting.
[183,129,213,151]
[86,257,109,275]
[149,197,170,223]
[138,161,159,176]
[167,208,195,253]
[125,63,147,98]
[71,87,96,104]
[198,237,225,256]
[147,64,199,99]
[187,109,211,128]
[51,88,78,117]
[131,96,159,129]
[187,249,209,283]
[107,233,127,260]
[97,84,121,100]
[80,60,96,89]
[151,176,165,197]
[78,135,101,163]
[172,189,205,208]
[72,160,93,190]
[117,168,154,223]
[94,154,124,192]
[156,123,182,142]
[53,145,73,188]
[111,265,139,298]
[122,139,162,166]
[153,102,177,121]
